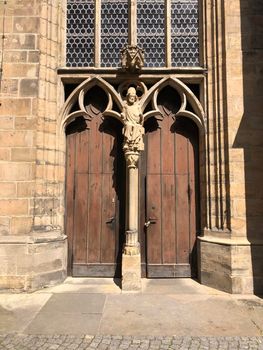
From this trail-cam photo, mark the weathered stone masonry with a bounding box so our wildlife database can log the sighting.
[198,0,263,294]
[0,0,67,290]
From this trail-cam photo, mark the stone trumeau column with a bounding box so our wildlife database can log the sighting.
[121,86,144,291]
[0,0,67,291]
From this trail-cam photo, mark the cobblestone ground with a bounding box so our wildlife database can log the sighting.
[0,335,262,350]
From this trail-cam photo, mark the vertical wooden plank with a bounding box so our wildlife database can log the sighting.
[147,124,161,175]
[65,133,76,271]
[176,127,188,175]
[161,115,175,175]
[102,125,115,174]
[176,131,190,264]
[89,118,103,174]
[87,117,103,263]
[88,173,102,263]
[101,173,116,263]
[77,130,89,173]
[161,116,176,263]
[146,126,162,265]
[162,174,176,263]
[188,136,197,254]
[101,126,116,263]
[73,174,88,263]
[72,130,89,265]
[73,131,88,263]
[147,174,162,264]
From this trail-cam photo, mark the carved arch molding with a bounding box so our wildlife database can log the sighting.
[60,76,205,134]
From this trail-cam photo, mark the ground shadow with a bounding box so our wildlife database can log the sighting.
[99,118,126,279]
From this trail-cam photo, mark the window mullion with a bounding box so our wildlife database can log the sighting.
[165,0,171,67]
[129,0,137,46]
[95,0,101,67]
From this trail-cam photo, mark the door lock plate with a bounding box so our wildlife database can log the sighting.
[144,218,157,227]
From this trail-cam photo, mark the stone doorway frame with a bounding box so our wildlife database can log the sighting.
[58,74,206,290]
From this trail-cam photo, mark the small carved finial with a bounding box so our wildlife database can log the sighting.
[121,45,145,72]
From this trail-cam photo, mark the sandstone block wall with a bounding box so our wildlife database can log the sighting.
[199,0,263,294]
[0,0,67,291]
[0,0,38,238]
[237,0,263,293]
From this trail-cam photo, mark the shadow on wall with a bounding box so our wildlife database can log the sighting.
[233,0,263,295]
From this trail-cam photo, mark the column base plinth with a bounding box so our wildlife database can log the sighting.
[122,253,141,291]
[123,245,140,255]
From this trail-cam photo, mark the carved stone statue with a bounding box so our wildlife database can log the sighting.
[121,87,145,153]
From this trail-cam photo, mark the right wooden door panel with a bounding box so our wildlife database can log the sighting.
[143,116,199,278]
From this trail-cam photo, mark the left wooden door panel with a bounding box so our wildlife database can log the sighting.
[66,117,125,277]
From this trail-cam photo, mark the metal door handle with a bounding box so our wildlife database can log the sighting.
[144,218,157,227]
[106,217,115,224]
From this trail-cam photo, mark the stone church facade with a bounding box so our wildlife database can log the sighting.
[0,0,262,294]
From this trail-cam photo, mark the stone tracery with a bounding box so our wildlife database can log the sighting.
[60,76,205,133]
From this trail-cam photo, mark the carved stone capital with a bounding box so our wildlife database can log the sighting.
[124,151,140,169]
[121,45,145,72]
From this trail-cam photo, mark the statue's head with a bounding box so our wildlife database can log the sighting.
[126,87,137,104]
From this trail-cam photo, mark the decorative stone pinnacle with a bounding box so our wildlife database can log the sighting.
[121,45,145,72]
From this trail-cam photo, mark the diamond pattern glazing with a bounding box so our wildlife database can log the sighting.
[137,0,165,67]
[101,0,129,67]
[171,0,199,66]
[66,0,95,67]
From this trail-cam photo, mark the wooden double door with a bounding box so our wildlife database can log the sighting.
[66,95,199,278]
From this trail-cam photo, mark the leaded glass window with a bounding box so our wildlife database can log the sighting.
[171,0,199,67]
[101,0,129,67]
[137,0,165,67]
[66,0,200,68]
[67,0,95,67]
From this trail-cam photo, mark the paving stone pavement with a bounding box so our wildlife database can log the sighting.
[0,335,262,350]
[1,280,263,348]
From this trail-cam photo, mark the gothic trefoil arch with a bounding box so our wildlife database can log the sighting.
[60,76,205,133]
